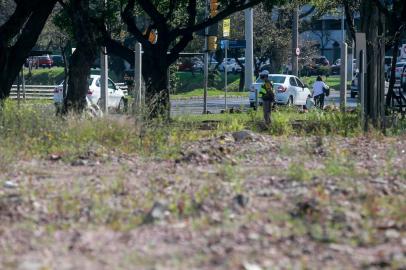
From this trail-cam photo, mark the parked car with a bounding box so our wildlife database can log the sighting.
[51,55,64,67]
[53,75,127,112]
[37,55,53,68]
[331,59,357,75]
[218,58,243,73]
[301,56,331,76]
[395,61,406,80]
[350,72,389,98]
[249,74,312,107]
[401,65,406,91]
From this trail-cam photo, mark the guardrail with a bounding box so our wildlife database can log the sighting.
[10,83,128,100]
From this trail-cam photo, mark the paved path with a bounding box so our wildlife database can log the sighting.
[170,90,358,115]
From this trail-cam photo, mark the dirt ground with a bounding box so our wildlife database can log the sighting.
[1,132,405,269]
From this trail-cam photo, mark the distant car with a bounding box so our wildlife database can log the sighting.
[36,55,53,68]
[331,59,357,75]
[249,74,312,107]
[350,72,389,98]
[218,58,243,73]
[395,61,406,80]
[314,56,330,66]
[401,65,406,91]
[53,75,127,112]
[51,55,64,67]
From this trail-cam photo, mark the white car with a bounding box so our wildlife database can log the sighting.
[218,58,243,73]
[249,74,312,107]
[53,75,127,111]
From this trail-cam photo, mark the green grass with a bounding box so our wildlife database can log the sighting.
[171,88,248,98]
[23,67,65,85]
[301,75,348,90]
[175,71,242,93]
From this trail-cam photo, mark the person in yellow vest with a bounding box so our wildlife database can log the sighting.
[259,70,274,125]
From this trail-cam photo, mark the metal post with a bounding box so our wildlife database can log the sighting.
[203,0,209,114]
[359,50,366,130]
[244,7,254,91]
[340,42,348,111]
[341,7,345,43]
[224,41,228,111]
[134,42,142,109]
[292,6,299,77]
[100,47,108,114]
[17,72,21,108]
[21,67,26,100]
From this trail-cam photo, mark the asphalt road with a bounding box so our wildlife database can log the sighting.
[170,90,358,115]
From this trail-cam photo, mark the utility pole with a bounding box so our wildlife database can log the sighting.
[203,0,209,114]
[134,42,142,109]
[292,6,299,77]
[244,7,254,93]
[224,40,228,111]
[100,47,108,114]
[340,6,347,112]
[100,0,108,114]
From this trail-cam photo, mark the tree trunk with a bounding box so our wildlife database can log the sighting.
[63,46,95,113]
[62,0,99,113]
[385,33,401,107]
[142,49,170,119]
[361,0,386,128]
[0,0,56,100]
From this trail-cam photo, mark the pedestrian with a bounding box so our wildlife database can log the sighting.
[312,75,329,109]
[259,70,274,125]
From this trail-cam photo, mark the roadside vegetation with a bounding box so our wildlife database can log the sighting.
[1,101,405,269]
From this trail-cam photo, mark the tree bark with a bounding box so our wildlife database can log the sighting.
[361,0,386,128]
[0,0,56,100]
[62,0,99,113]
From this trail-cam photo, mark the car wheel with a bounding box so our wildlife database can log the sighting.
[350,92,356,98]
[117,98,126,113]
[287,96,294,106]
[249,102,255,108]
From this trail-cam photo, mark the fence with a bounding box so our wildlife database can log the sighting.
[10,83,128,100]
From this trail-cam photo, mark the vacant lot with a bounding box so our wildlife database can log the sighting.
[0,104,405,269]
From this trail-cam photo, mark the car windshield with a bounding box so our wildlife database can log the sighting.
[396,63,406,67]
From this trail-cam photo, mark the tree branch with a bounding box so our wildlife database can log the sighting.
[299,6,315,19]
[137,0,167,30]
[173,0,262,37]
[122,0,153,50]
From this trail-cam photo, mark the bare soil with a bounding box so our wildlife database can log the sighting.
[1,133,405,269]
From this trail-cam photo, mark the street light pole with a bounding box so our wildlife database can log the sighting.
[292,6,299,77]
[100,0,108,114]
[244,7,254,92]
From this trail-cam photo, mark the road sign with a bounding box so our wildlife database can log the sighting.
[220,39,246,49]
[295,47,300,56]
[223,18,230,38]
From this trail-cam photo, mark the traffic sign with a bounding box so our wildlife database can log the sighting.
[220,39,246,49]
[295,47,300,56]
[223,18,230,38]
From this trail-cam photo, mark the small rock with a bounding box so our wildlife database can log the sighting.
[3,180,18,189]
[49,154,61,161]
[232,194,248,208]
[243,262,263,270]
[232,130,255,142]
[385,229,400,239]
[143,202,168,224]
[71,159,88,166]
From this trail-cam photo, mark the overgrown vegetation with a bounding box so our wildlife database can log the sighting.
[1,101,406,269]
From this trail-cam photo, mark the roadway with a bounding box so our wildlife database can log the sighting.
[170,90,358,115]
